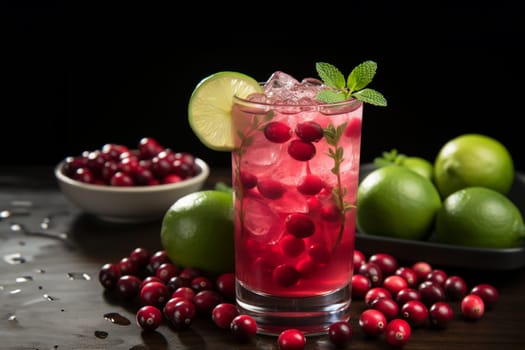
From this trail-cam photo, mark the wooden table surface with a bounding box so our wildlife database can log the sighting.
[1,166,524,350]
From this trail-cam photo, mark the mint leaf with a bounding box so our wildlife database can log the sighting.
[316,61,387,107]
[316,62,346,90]
[373,149,406,167]
[347,60,377,92]
[352,88,387,106]
[316,90,347,103]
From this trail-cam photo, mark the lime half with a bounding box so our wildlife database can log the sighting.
[188,71,262,151]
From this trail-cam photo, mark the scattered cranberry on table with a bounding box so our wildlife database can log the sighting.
[98,247,501,348]
[62,136,201,186]
[277,328,306,350]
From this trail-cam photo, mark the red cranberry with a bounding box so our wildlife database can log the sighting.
[191,276,215,292]
[257,179,285,199]
[170,299,196,329]
[215,273,235,301]
[328,321,353,347]
[172,286,196,301]
[150,155,172,178]
[358,262,383,287]
[110,171,134,186]
[119,156,140,174]
[212,303,239,329]
[116,275,142,299]
[287,140,316,161]
[118,256,137,276]
[163,296,186,324]
[193,290,222,315]
[102,143,129,160]
[353,249,366,274]
[138,137,163,158]
[63,155,88,176]
[395,288,421,306]
[166,276,189,293]
[297,174,324,195]
[295,121,324,142]
[429,301,454,328]
[277,329,306,350]
[178,267,202,281]
[364,287,392,306]
[101,160,119,182]
[155,262,180,283]
[359,309,387,337]
[382,275,408,297]
[135,305,162,331]
[129,247,150,269]
[285,213,315,238]
[240,171,258,189]
[296,257,317,277]
[264,121,292,143]
[461,294,485,320]
[99,263,121,290]
[400,300,428,327]
[385,319,411,347]
[74,167,95,184]
[273,264,300,287]
[369,253,398,276]
[412,261,432,283]
[320,202,341,222]
[140,281,169,308]
[140,276,164,290]
[470,283,499,309]
[426,269,448,287]
[444,275,468,301]
[230,314,258,341]
[162,174,183,184]
[351,274,371,299]
[149,250,170,271]
[418,281,445,307]
[394,267,418,288]
[370,297,399,320]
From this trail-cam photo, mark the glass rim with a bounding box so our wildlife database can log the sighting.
[232,93,363,108]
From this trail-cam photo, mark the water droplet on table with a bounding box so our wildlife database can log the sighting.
[67,272,91,280]
[94,330,108,339]
[104,312,131,325]
[3,253,26,264]
[16,276,33,283]
[43,294,59,301]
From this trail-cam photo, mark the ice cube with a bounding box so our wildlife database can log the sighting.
[264,71,299,93]
[243,197,283,243]
[268,189,309,214]
[263,72,327,106]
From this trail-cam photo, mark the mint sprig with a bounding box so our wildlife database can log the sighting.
[316,61,387,106]
[324,122,355,251]
[373,148,407,167]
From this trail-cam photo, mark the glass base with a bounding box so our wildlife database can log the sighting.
[235,281,351,336]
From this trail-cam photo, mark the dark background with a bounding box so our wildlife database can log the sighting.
[2,2,524,172]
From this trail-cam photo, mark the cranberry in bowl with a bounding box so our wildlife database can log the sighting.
[54,138,210,222]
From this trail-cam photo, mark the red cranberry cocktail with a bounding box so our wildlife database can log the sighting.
[231,71,363,335]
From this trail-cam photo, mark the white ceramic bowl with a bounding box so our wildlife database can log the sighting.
[55,158,210,222]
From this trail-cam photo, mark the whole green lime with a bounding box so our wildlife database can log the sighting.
[435,187,525,248]
[400,156,434,181]
[160,190,234,275]
[433,134,514,199]
[357,165,442,240]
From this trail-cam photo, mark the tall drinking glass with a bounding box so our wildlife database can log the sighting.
[231,74,363,335]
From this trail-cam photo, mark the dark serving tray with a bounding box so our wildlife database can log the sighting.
[355,163,525,270]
